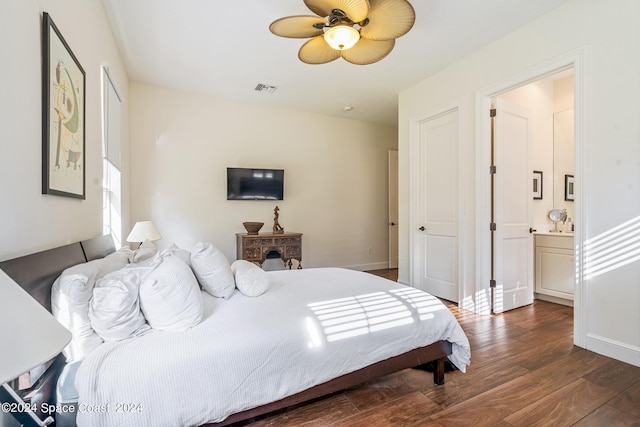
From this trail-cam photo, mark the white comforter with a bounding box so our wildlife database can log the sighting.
[76,268,470,427]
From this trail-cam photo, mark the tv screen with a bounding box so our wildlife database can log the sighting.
[227,168,284,200]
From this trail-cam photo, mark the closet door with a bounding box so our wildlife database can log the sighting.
[413,109,459,302]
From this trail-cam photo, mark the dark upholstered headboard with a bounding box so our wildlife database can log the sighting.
[0,235,117,309]
[0,235,116,422]
[81,234,118,262]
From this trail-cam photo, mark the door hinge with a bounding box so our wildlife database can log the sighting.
[490,108,497,117]
[489,223,496,231]
[489,165,497,174]
[490,279,497,288]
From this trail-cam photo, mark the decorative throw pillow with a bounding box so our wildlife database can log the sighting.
[89,267,151,342]
[231,260,269,297]
[51,247,131,362]
[190,242,235,299]
[139,256,203,331]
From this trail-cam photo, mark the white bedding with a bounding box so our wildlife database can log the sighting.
[75,268,470,427]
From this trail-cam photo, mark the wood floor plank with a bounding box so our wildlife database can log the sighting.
[428,376,553,427]
[422,360,530,409]
[522,347,610,391]
[583,359,640,393]
[608,381,640,418]
[504,335,575,372]
[503,378,618,427]
[331,391,441,427]
[572,404,640,427]
[251,393,358,427]
[344,368,437,411]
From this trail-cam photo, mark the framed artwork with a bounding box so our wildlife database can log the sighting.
[532,170,543,200]
[42,12,86,199]
[565,174,575,201]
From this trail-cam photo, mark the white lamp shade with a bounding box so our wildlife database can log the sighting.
[324,25,360,50]
[0,269,72,384]
[126,221,162,243]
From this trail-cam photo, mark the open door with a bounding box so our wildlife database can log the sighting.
[492,98,534,313]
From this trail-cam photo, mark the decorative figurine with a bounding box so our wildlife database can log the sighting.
[273,205,284,234]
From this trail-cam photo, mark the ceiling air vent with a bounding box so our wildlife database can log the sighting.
[254,83,278,94]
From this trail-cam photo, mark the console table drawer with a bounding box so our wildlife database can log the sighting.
[236,232,303,269]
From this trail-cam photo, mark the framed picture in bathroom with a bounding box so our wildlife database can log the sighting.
[532,171,543,200]
[564,174,575,201]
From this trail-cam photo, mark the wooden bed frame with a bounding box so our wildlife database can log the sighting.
[0,235,452,427]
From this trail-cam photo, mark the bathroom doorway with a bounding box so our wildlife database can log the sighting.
[475,50,584,345]
[493,69,575,312]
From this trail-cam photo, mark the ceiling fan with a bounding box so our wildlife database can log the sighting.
[269,0,415,65]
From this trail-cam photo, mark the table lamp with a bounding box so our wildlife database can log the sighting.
[126,221,162,246]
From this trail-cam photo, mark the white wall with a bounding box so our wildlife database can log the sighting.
[129,83,397,270]
[0,0,130,261]
[499,79,555,231]
[399,0,640,366]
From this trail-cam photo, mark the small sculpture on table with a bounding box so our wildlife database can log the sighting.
[273,205,284,234]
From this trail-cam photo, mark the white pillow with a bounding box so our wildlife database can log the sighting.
[231,260,269,297]
[190,242,235,299]
[139,256,203,331]
[159,243,191,267]
[89,267,151,342]
[51,247,131,362]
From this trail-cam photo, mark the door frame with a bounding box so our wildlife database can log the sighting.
[388,149,399,269]
[409,99,466,304]
[475,47,587,347]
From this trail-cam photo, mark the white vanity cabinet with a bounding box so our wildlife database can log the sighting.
[534,233,574,306]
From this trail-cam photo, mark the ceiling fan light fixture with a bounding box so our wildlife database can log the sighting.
[323,25,360,50]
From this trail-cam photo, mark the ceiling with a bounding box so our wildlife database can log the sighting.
[101,0,573,127]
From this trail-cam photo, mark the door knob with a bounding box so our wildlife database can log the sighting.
[419,226,425,231]
[390,222,397,226]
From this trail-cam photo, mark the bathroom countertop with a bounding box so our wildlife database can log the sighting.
[533,231,574,237]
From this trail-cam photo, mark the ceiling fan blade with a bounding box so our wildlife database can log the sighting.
[360,0,415,41]
[299,36,342,64]
[341,37,395,65]
[269,16,326,38]
[304,0,370,23]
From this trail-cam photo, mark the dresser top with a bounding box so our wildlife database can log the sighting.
[236,231,303,238]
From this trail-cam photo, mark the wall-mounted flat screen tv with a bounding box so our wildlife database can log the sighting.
[227,167,284,200]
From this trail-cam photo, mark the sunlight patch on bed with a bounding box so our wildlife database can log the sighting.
[390,288,445,321]
[305,291,432,343]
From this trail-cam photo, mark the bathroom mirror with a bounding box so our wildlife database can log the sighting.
[548,208,567,232]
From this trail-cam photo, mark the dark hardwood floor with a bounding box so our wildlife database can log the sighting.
[233,269,640,426]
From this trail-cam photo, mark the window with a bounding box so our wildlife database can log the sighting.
[102,66,123,247]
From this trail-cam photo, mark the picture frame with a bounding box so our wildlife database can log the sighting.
[564,174,574,201]
[532,170,543,200]
[42,12,86,199]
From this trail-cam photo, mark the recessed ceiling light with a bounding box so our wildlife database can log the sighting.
[343,106,354,112]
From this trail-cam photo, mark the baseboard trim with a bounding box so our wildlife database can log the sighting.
[586,333,640,368]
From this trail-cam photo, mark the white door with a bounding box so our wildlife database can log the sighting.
[414,109,459,302]
[493,98,533,312]
[388,150,399,269]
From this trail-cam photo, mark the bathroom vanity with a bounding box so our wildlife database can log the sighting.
[534,232,574,306]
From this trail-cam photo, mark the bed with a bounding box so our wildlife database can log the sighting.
[0,235,470,427]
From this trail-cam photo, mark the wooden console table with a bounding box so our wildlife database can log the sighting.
[236,232,302,269]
